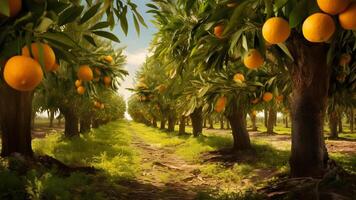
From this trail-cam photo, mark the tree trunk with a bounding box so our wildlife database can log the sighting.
[285,115,289,128]
[80,117,91,134]
[203,118,207,128]
[61,107,79,137]
[220,116,224,130]
[49,110,55,128]
[160,119,166,129]
[179,116,186,135]
[226,119,230,129]
[208,117,214,129]
[92,119,99,128]
[288,34,330,178]
[31,111,36,129]
[338,111,343,133]
[167,115,176,132]
[264,109,268,127]
[227,104,251,151]
[152,117,157,128]
[190,107,203,137]
[250,113,258,131]
[0,84,33,157]
[350,109,354,133]
[329,111,338,138]
[267,107,276,135]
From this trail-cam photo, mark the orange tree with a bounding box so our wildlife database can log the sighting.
[0,0,144,157]
[148,0,356,177]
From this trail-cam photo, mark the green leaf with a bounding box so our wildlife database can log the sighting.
[58,5,84,26]
[39,32,78,48]
[133,14,141,36]
[289,0,307,28]
[92,31,120,42]
[277,43,294,61]
[119,6,129,35]
[274,0,288,10]
[83,34,97,47]
[0,0,10,16]
[89,22,109,30]
[79,2,102,24]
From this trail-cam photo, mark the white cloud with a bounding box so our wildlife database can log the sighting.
[124,48,149,66]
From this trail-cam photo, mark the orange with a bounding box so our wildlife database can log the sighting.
[100,104,105,109]
[262,17,291,44]
[317,0,350,15]
[6,0,22,17]
[251,98,259,104]
[276,95,284,102]
[77,86,85,95]
[77,65,93,81]
[215,96,227,113]
[103,55,113,63]
[233,73,245,83]
[302,13,335,43]
[75,80,82,87]
[339,3,356,30]
[4,56,43,91]
[94,101,101,108]
[263,92,273,102]
[214,25,224,39]
[22,43,56,71]
[244,49,264,69]
[103,76,111,86]
[339,53,352,65]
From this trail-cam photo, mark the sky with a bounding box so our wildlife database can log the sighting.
[113,0,157,101]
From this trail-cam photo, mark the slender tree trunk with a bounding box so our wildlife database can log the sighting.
[288,34,330,178]
[152,117,157,128]
[208,117,214,129]
[160,118,166,129]
[264,109,268,127]
[285,115,289,128]
[190,107,203,137]
[338,111,343,133]
[350,109,354,133]
[220,116,224,129]
[329,111,338,138]
[267,107,276,135]
[92,119,99,128]
[31,111,36,129]
[167,115,176,132]
[203,118,207,128]
[179,116,186,135]
[0,84,33,157]
[227,104,251,151]
[49,110,55,128]
[226,119,230,129]
[61,107,79,137]
[250,113,258,131]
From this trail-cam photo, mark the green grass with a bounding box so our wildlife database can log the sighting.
[1,120,141,199]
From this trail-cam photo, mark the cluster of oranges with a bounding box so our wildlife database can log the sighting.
[94,100,105,109]
[3,43,58,91]
[75,56,113,95]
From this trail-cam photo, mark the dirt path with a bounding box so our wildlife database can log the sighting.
[123,127,208,200]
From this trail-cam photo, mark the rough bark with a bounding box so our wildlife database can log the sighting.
[61,107,79,137]
[152,117,157,128]
[288,34,330,178]
[160,119,166,129]
[0,84,34,157]
[179,116,186,135]
[267,107,276,135]
[167,115,176,132]
[329,111,338,138]
[226,104,251,151]
[190,107,203,137]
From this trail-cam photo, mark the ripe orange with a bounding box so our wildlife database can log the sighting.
[339,3,356,30]
[215,96,227,113]
[75,80,82,87]
[77,65,93,81]
[4,56,43,91]
[263,92,273,102]
[262,17,291,44]
[214,25,224,39]
[103,55,113,63]
[77,86,85,95]
[251,98,259,104]
[317,0,350,15]
[302,13,335,43]
[276,95,284,102]
[233,73,245,83]
[7,0,22,17]
[94,101,101,108]
[244,49,264,69]
[22,43,56,71]
[339,53,352,65]
[103,76,111,86]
